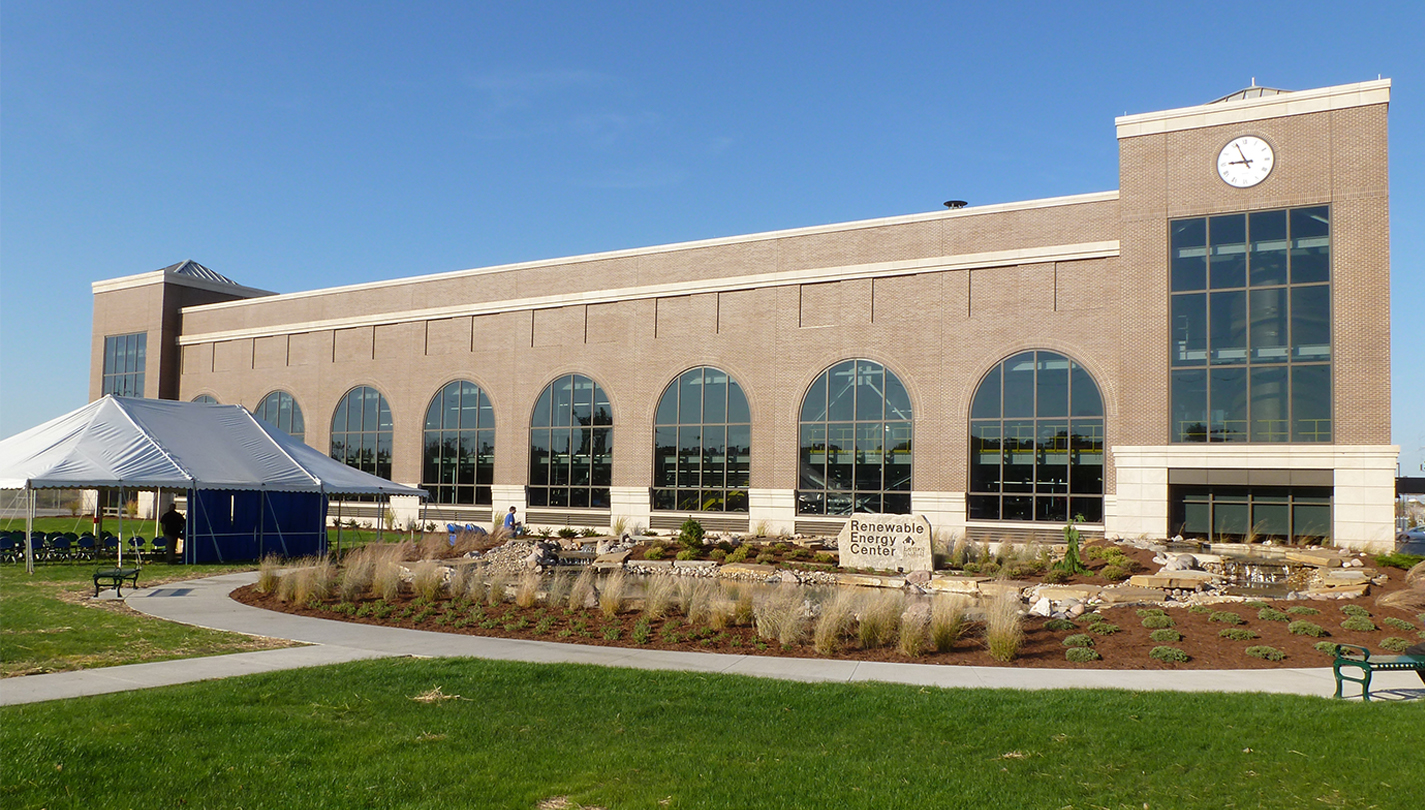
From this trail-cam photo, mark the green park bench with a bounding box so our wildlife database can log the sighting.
[1331,643,1425,701]
[93,567,141,597]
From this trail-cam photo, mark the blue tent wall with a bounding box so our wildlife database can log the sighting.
[187,490,329,563]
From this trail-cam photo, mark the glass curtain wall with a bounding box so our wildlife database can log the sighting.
[652,367,751,512]
[101,333,146,397]
[1170,206,1332,442]
[1171,486,1331,543]
[255,390,305,441]
[797,359,912,515]
[422,381,495,505]
[968,351,1104,523]
[528,374,613,508]
[329,386,393,480]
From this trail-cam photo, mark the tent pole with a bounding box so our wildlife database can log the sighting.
[117,487,124,568]
[257,489,265,561]
[24,486,35,575]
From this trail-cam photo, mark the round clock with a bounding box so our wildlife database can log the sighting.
[1217,136,1274,188]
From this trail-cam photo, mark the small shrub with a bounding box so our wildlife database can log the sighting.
[631,618,652,644]
[1219,628,1258,641]
[726,545,751,563]
[1062,634,1095,648]
[1042,568,1070,584]
[1150,629,1183,643]
[1150,646,1189,663]
[1340,616,1376,632]
[1381,616,1415,632]
[580,528,599,538]
[1380,637,1411,652]
[984,591,1024,662]
[1244,600,1270,609]
[1065,647,1101,663]
[602,626,621,641]
[1375,552,1425,570]
[1209,611,1245,625]
[1314,641,1339,656]
[1100,564,1132,582]
[678,517,705,548]
[556,527,578,540]
[1286,606,1321,616]
[814,552,837,566]
[1141,614,1174,629]
[1340,604,1371,619]
[1187,604,1213,615]
[1087,622,1120,636]
[1258,608,1290,622]
[755,552,776,565]
[1246,645,1285,661]
[1043,618,1077,631]
[675,548,699,561]
[534,616,555,635]
[1136,608,1166,618]
[710,548,728,562]
[643,544,666,561]
[1287,620,1327,637]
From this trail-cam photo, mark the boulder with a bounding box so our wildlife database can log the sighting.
[1028,597,1053,617]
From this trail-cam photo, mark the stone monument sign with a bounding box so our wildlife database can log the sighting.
[837,514,933,572]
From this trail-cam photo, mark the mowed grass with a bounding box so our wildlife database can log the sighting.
[0,563,296,676]
[3,657,1422,810]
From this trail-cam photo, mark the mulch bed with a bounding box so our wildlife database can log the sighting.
[231,553,1424,671]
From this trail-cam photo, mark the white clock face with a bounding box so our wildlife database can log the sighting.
[1217,136,1274,188]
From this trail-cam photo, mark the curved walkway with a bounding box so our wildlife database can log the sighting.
[4,572,1422,706]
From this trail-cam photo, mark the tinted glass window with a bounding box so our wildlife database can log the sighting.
[798,360,912,515]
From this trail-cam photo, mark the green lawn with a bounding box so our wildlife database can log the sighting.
[2,657,1422,809]
[0,563,297,676]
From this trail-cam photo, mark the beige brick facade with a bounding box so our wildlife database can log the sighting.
[91,81,1399,549]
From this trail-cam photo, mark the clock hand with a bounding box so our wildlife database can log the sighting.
[1235,143,1253,166]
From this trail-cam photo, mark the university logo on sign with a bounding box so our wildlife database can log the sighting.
[836,514,933,573]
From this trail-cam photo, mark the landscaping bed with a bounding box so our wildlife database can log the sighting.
[232,540,1425,671]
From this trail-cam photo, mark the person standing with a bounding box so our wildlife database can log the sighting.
[160,505,185,564]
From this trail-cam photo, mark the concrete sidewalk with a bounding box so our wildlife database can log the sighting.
[4,572,1423,706]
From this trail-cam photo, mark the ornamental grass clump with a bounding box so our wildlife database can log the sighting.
[897,606,930,658]
[930,595,970,652]
[544,571,571,607]
[984,591,1024,662]
[856,590,904,649]
[1287,620,1327,637]
[485,569,510,607]
[566,567,594,610]
[753,588,805,646]
[514,571,540,608]
[684,580,719,626]
[256,554,281,595]
[275,568,299,603]
[410,561,445,603]
[598,571,628,619]
[641,573,678,621]
[339,555,375,602]
[373,558,404,602]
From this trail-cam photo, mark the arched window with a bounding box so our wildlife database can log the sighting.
[529,374,612,508]
[798,359,912,515]
[330,386,393,479]
[968,351,1104,523]
[653,367,751,513]
[254,390,305,442]
[192,394,219,405]
[422,381,494,505]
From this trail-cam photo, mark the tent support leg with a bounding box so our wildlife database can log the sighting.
[24,486,35,575]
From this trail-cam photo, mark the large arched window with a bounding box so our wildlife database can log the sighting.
[255,390,305,442]
[529,374,612,508]
[968,351,1104,523]
[422,381,494,505]
[798,359,912,515]
[653,367,751,513]
[330,386,393,479]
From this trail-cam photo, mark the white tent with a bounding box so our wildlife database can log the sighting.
[1,396,426,571]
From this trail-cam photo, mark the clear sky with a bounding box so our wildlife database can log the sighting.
[2,1,1422,473]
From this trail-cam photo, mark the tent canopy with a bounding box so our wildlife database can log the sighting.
[0,396,426,497]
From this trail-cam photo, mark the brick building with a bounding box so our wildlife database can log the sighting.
[90,79,1398,550]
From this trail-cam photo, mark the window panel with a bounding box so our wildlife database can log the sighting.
[1171,218,1208,291]
[1249,287,1289,362]
[1209,367,1248,442]
[1208,214,1247,289]
[1291,285,1331,360]
[1249,366,1289,442]
[1002,352,1036,418]
[1171,294,1208,366]
[1248,209,1288,286]
[1209,290,1248,364]
[1036,354,1069,418]
[970,366,1001,419]
[1290,207,1330,284]
[1291,365,1332,442]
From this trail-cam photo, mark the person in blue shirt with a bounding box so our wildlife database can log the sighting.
[503,506,523,537]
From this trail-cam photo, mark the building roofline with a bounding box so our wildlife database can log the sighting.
[1115,79,1390,138]
[92,268,275,299]
[178,189,1120,314]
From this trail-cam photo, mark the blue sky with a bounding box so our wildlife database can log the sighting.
[3,1,1422,473]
